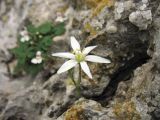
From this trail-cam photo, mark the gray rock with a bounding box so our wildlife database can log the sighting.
[0,85,43,120]
[0,0,30,56]
[0,73,77,120]
[106,20,117,33]
[114,2,125,20]
[57,98,111,120]
[81,76,110,97]
[153,108,160,119]
[43,74,78,119]
[114,1,135,20]
[0,91,8,114]
[129,10,152,30]
[106,61,160,120]
[0,0,160,120]
[0,63,10,92]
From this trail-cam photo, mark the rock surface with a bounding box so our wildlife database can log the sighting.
[0,0,160,120]
[129,10,152,30]
[57,98,111,120]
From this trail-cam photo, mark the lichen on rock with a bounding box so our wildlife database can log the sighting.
[58,98,110,120]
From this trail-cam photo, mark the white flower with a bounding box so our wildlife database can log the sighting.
[20,30,30,42]
[31,51,43,64]
[52,36,111,79]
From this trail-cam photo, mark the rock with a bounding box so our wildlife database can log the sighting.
[153,30,160,69]
[81,76,110,97]
[0,73,77,120]
[44,74,78,119]
[107,61,160,120]
[106,21,117,33]
[129,10,152,30]
[57,98,110,120]
[0,63,10,92]
[0,0,30,56]
[0,0,160,120]
[142,0,148,4]
[152,108,160,119]
[0,85,43,120]
[0,106,37,120]
[8,60,17,75]
[0,50,11,62]
[114,2,125,20]
[0,91,8,114]
[114,1,135,20]
[28,0,67,26]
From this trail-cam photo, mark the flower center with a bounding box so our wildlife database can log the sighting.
[75,51,85,62]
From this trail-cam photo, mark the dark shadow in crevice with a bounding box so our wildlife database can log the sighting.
[91,51,151,105]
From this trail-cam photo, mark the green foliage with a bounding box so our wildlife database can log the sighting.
[53,23,66,36]
[11,22,65,77]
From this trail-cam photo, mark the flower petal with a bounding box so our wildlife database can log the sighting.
[82,46,97,55]
[57,60,78,74]
[25,36,30,41]
[52,52,75,59]
[85,55,111,63]
[31,58,38,64]
[70,36,80,51]
[20,37,25,42]
[36,58,42,64]
[80,61,92,79]
[36,51,41,56]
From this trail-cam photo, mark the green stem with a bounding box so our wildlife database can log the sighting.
[77,64,81,96]
[78,64,82,83]
[68,69,76,87]
[68,69,81,97]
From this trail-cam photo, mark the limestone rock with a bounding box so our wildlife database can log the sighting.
[0,86,43,120]
[129,10,152,30]
[0,91,8,114]
[81,76,110,97]
[0,0,160,120]
[43,74,78,119]
[57,98,111,120]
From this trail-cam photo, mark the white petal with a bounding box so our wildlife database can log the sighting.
[36,51,41,56]
[57,60,77,74]
[36,58,42,64]
[31,58,38,64]
[20,37,25,42]
[25,36,30,41]
[85,55,111,63]
[70,36,80,51]
[52,52,75,59]
[82,46,97,55]
[80,61,92,79]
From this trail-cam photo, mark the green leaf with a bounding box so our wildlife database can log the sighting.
[12,44,27,58]
[38,22,52,34]
[53,23,65,36]
[43,36,52,46]
[27,51,35,58]
[38,36,52,51]
[24,63,43,77]
[11,21,66,77]
[27,24,37,34]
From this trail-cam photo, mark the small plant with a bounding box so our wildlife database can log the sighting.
[11,22,65,76]
[52,36,111,96]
